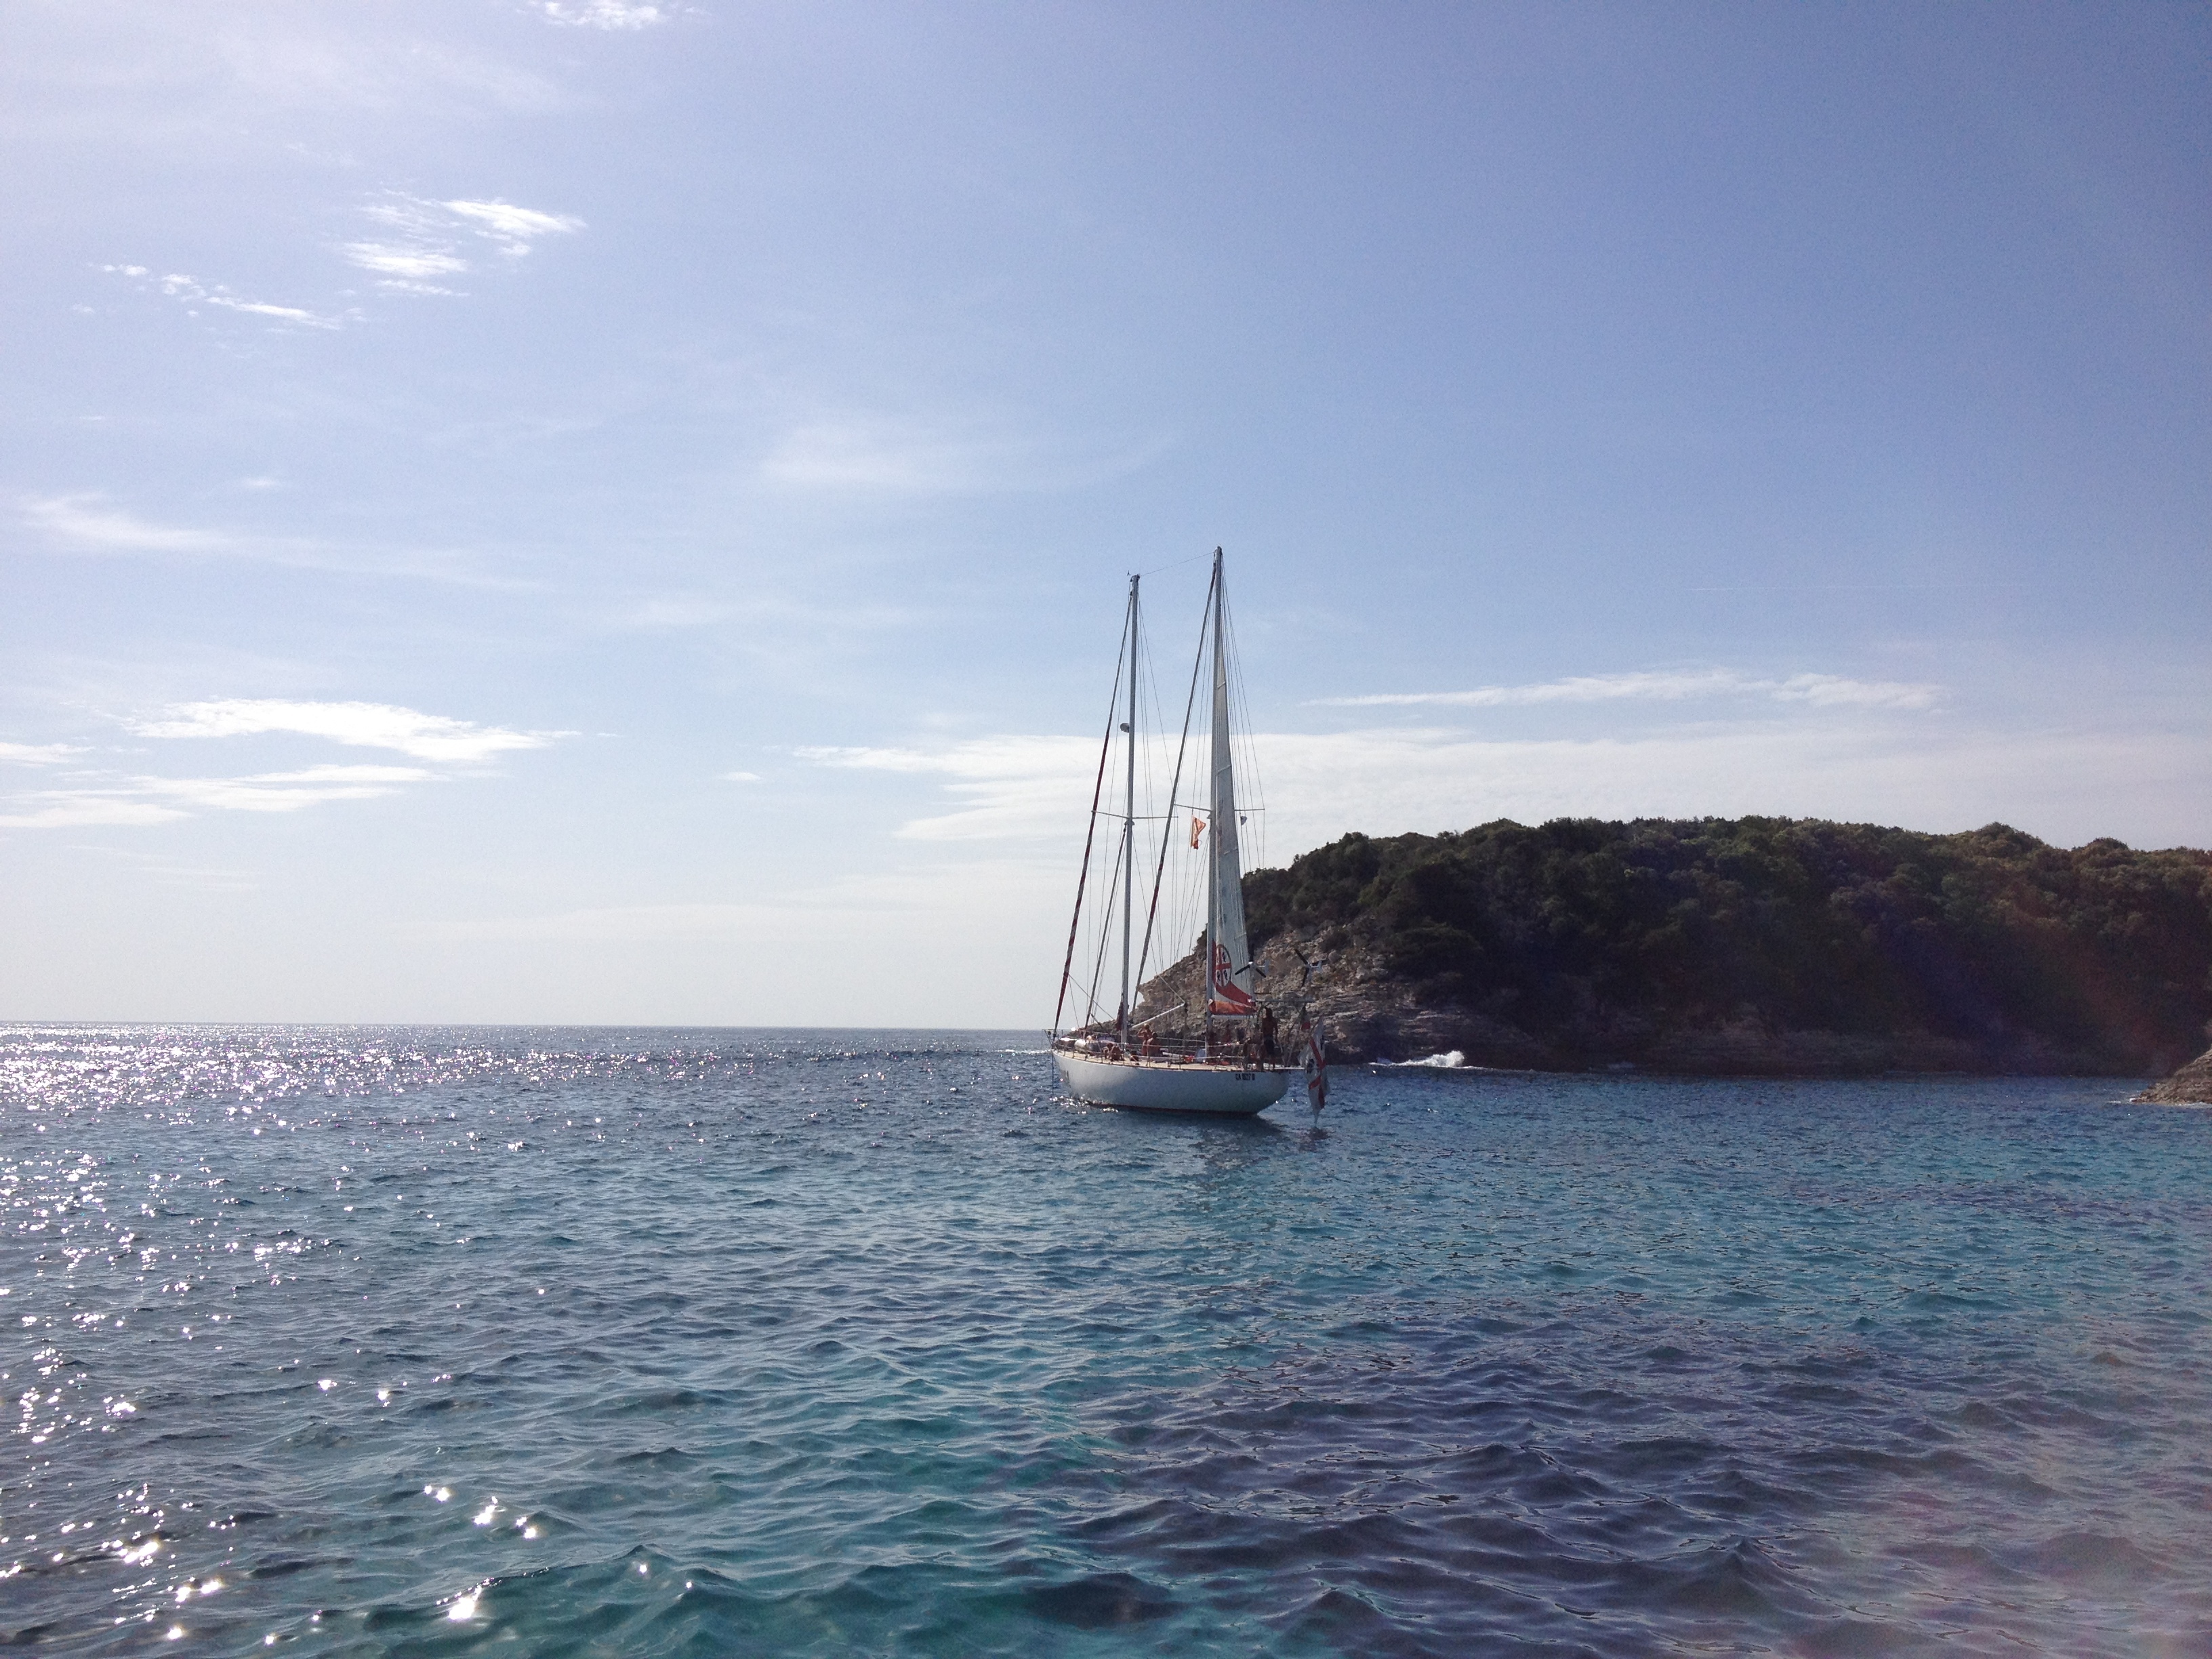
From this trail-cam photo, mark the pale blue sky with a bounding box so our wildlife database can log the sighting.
[3,1,2207,1024]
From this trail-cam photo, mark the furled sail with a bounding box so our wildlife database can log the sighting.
[1207,554,1258,1017]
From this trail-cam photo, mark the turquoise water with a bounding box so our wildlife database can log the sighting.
[3,1025,2209,1656]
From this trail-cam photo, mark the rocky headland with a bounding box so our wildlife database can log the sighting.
[1133,817,2212,1077]
[2135,1048,2212,1104]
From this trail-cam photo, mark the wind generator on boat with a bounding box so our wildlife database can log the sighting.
[1050,549,1313,1115]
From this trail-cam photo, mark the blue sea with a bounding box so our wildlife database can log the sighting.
[3,1026,2209,1656]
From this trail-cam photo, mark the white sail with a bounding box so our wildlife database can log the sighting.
[1051,548,1290,1116]
[1207,553,1258,1016]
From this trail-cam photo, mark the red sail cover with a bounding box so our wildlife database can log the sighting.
[1208,942,1254,1015]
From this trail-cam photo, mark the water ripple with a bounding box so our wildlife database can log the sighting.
[3,1025,2209,1655]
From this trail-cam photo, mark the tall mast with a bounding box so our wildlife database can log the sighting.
[1204,548,1222,1048]
[1118,573,1139,1042]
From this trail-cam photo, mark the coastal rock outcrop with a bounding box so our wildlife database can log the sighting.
[2135,1048,2212,1105]
[1132,816,2212,1076]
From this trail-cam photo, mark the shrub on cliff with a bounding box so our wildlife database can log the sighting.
[1242,818,2212,1073]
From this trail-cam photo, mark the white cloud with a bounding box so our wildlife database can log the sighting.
[105,192,577,320]
[442,199,585,255]
[1242,724,2211,854]
[723,771,762,783]
[798,735,1117,841]
[0,797,190,830]
[22,495,234,554]
[0,774,402,830]
[0,741,87,766]
[340,244,470,280]
[1772,674,1940,708]
[21,495,529,588]
[538,1,668,28]
[100,266,349,329]
[129,700,560,763]
[0,712,556,834]
[342,195,583,287]
[139,764,432,813]
[795,718,2212,855]
[1311,668,1941,711]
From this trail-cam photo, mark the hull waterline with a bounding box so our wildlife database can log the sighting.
[1054,1048,1293,1115]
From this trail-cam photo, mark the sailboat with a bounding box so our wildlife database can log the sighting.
[1050,549,1303,1115]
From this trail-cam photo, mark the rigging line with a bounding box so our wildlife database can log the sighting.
[1051,601,1130,1036]
[1134,546,1215,581]
[1134,554,1216,996]
[1066,968,1101,1018]
[1084,829,1127,1030]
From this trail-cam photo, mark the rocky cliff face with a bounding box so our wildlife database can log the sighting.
[1132,924,2124,1073]
[2135,1048,2212,1104]
[1141,817,2212,1076]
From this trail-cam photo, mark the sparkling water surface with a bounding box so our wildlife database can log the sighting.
[4,1025,2209,1656]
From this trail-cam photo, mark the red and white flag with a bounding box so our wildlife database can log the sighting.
[1206,941,1254,1015]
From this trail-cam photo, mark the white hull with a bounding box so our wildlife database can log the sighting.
[1054,1048,1293,1115]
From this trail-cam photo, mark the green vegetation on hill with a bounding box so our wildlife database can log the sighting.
[1240,818,2212,1074]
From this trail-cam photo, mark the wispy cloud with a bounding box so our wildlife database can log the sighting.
[442,200,586,254]
[798,736,1107,840]
[0,766,426,830]
[1,705,563,832]
[102,190,580,320]
[537,1,669,28]
[760,417,1165,495]
[99,265,351,329]
[621,596,734,629]
[0,741,88,766]
[340,245,469,283]
[764,422,996,493]
[343,194,583,290]
[129,700,561,763]
[23,495,237,555]
[20,494,531,588]
[1311,668,1942,711]
[140,764,432,812]
[794,716,2211,854]
[0,796,190,830]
